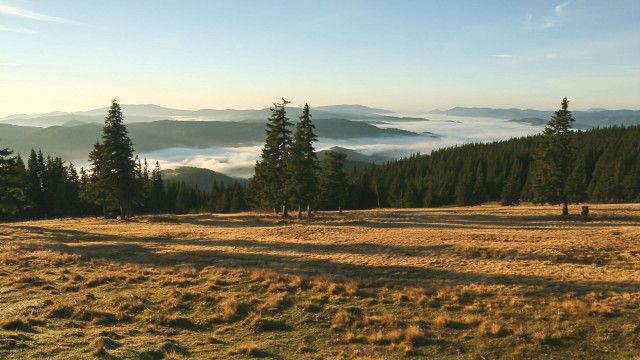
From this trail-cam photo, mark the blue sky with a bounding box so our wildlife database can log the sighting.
[0,0,638,116]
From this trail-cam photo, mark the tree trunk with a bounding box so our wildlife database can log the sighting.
[339,206,343,215]
[562,201,569,217]
[120,204,125,220]
[306,203,312,218]
[297,204,302,219]
[282,203,289,218]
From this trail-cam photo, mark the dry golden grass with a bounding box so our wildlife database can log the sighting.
[0,203,639,358]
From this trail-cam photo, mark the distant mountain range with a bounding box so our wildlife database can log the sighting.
[0,118,418,161]
[429,107,640,129]
[0,104,408,128]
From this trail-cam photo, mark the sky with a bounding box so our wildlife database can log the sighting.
[0,0,638,117]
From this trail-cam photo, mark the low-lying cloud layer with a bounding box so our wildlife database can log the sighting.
[141,114,544,178]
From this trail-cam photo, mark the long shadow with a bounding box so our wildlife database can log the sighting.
[13,225,640,298]
[10,225,453,257]
[327,213,640,230]
[13,224,638,269]
[39,241,640,297]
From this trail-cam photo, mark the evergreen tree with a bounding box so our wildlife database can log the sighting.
[0,148,26,219]
[88,141,112,217]
[531,97,575,216]
[319,151,348,214]
[250,99,292,217]
[501,161,522,205]
[26,149,45,218]
[149,161,165,213]
[472,163,487,205]
[286,104,319,218]
[92,99,138,219]
[566,153,588,203]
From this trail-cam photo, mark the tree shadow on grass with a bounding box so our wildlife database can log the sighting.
[17,225,639,298]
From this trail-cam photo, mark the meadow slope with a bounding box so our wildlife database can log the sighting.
[0,204,639,359]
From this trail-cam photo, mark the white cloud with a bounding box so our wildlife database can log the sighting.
[0,24,35,33]
[492,54,514,58]
[0,62,20,66]
[555,1,571,15]
[139,115,544,178]
[527,1,571,30]
[0,3,74,24]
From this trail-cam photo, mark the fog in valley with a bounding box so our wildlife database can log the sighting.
[142,113,544,178]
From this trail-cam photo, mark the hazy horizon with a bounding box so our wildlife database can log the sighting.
[2,101,639,119]
[1,0,638,117]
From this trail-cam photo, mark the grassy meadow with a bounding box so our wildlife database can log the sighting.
[0,204,639,359]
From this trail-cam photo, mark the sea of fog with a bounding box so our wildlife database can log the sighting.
[141,114,545,178]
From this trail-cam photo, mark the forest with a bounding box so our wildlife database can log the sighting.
[1,98,639,221]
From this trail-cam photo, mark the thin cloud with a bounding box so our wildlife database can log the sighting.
[492,54,514,58]
[0,3,75,24]
[0,62,21,66]
[555,1,571,15]
[527,1,571,30]
[0,25,36,33]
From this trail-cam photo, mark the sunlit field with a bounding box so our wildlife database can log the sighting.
[1,204,639,359]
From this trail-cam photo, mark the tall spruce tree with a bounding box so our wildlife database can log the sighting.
[286,104,319,218]
[319,151,348,214]
[149,161,165,213]
[25,149,45,218]
[91,99,137,219]
[531,97,575,216]
[0,148,26,219]
[250,99,292,217]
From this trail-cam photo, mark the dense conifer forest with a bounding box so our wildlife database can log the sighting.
[347,125,640,210]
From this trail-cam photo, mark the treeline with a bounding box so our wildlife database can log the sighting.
[0,100,247,221]
[348,124,640,210]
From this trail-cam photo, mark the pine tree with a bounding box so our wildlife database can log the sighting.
[286,104,319,218]
[78,167,95,216]
[566,154,588,203]
[0,148,26,219]
[471,163,487,205]
[532,97,575,216]
[250,99,292,217]
[501,161,522,205]
[319,151,348,214]
[26,149,45,218]
[92,99,138,219]
[149,161,165,213]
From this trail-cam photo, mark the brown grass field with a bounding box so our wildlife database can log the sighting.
[0,203,639,359]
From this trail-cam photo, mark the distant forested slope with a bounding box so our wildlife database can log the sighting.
[347,126,640,209]
[0,119,417,160]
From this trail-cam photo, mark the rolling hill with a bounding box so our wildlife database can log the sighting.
[0,104,413,128]
[318,146,390,171]
[0,119,418,161]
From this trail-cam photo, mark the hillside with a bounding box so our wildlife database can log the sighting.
[0,119,417,161]
[161,167,245,188]
[318,146,390,171]
[347,125,640,209]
